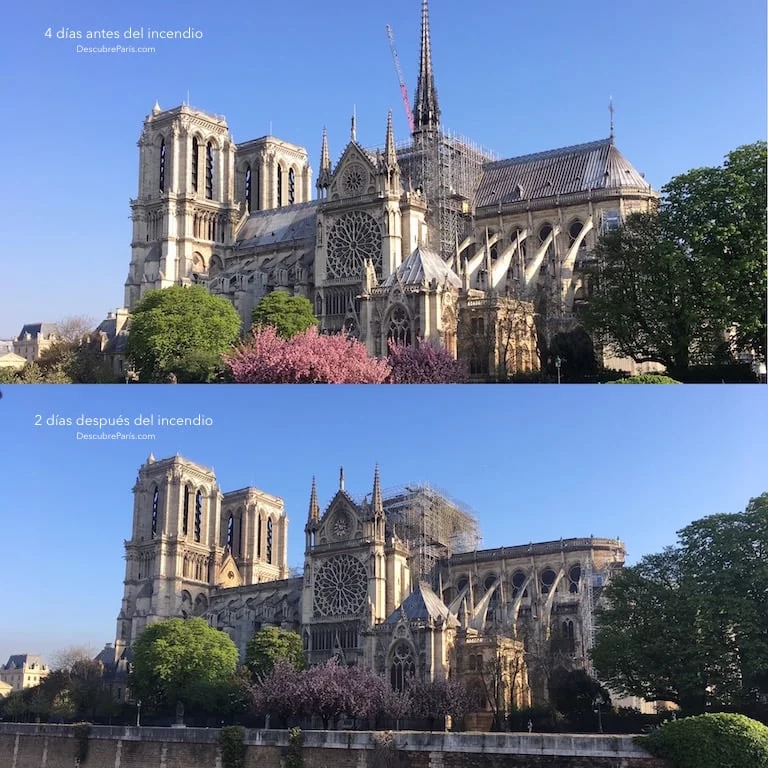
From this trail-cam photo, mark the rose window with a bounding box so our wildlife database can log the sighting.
[313,555,367,616]
[327,211,382,280]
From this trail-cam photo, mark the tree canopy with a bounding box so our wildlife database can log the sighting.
[591,493,768,715]
[584,142,767,379]
[128,618,239,713]
[226,325,390,383]
[126,285,241,382]
[387,341,467,383]
[251,292,318,339]
[244,627,305,681]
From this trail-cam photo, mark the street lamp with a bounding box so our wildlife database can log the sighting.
[136,699,142,727]
[555,356,563,385]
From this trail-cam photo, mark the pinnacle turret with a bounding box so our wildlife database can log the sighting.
[318,127,332,191]
[307,476,320,527]
[372,464,383,515]
[413,0,441,135]
[384,110,398,166]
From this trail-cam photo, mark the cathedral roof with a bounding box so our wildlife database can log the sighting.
[236,201,317,250]
[475,138,652,209]
[385,581,458,627]
[382,246,461,288]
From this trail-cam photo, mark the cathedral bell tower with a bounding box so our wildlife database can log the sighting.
[115,453,288,653]
[124,103,239,309]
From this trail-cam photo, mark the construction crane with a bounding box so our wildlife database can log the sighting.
[386,24,415,134]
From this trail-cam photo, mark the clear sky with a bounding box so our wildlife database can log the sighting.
[1,0,765,337]
[0,384,764,665]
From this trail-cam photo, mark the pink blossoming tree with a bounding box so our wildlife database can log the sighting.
[226,326,391,384]
[387,341,467,384]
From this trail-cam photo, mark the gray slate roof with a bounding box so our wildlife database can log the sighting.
[2,654,43,669]
[385,582,458,627]
[236,201,317,250]
[383,246,461,288]
[17,323,58,339]
[475,138,651,209]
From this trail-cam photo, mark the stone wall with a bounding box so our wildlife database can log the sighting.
[0,723,666,768]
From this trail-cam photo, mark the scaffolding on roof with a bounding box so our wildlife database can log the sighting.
[396,130,498,260]
[381,482,482,587]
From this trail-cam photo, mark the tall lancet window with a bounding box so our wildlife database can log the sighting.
[191,137,199,192]
[151,486,159,538]
[390,643,415,691]
[245,166,252,213]
[276,166,283,207]
[205,142,214,199]
[288,168,295,204]
[159,139,166,192]
[194,490,202,542]
[226,513,234,550]
[183,486,190,536]
[257,516,262,558]
[266,518,273,564]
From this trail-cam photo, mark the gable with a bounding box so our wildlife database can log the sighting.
[329,143,378,201]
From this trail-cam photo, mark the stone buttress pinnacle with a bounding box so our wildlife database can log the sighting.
[308,476,320,525]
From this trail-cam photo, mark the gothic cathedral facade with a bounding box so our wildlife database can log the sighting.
[110,454,626,713]
[123,1,657,378]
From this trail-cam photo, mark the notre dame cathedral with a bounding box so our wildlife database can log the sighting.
[122,1,657,377]
[101,454,626,719]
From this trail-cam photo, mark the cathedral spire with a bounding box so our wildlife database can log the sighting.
[307,476,320,526]
[413,0,441,135]
[339,466,345,491]
[351,107,357,143]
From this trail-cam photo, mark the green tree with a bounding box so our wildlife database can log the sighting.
[584,142,767,379]
[126,285,241,382]
[245,627,305,681]
[251,292,318,339]
[549,669,610,729]
[591,494,768,714]
[128,618,239,713]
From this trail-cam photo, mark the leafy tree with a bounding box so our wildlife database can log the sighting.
[591,494,768,714]
[549,669,610,728]
[227,325,390,383]
[250,659,302,726]
[387,341,467,383]
[245,627,306,681]
[584,142,767,379]
[128,618,238,713]
[251,292,318,339]
[639,713,768,768]
[126,286,241,382]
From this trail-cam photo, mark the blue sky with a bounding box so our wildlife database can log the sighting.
[1,0,765,337]
[0,384,765,664]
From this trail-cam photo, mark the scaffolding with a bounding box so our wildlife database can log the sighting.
[396,130,497,260]
[381,483,482,586]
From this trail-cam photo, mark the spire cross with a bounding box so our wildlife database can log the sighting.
[609,98,615,142]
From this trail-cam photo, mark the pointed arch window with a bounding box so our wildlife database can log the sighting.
[257,515,263,558]
[192,137,199,192]
[245,166,252,212]
[562,619,576,653]
[266,518,273,564]
[387,305,411,347]
[194,490,202,542]
[183,486,190,536]
[568,564,581,594]
[238,515,243,557]
[390,642,415,691]
[226,513,234,550]
[276,166,283,207]
[159,139,166,192]
[151,486,159,538]
[288,168,296,204]
[511,570,528,599]
[205,142,214,199]
[541,568,557,595]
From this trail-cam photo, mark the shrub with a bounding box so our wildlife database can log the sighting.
[219,726,246,768]
[607,374,681,384]
[637,713,768,768]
